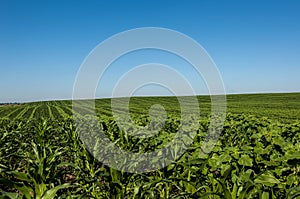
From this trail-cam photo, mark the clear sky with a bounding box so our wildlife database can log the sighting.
[1,0,300,102]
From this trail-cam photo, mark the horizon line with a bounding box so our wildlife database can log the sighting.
[1,90,300,104]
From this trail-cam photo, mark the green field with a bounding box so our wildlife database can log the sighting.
[0,93,300,198]
[1,92,300,122]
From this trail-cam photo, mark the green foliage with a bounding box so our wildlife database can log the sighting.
[0,94,300,198]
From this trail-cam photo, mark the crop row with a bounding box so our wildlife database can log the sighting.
[0,113,300,198]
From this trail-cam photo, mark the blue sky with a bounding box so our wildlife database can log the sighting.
[1,0,300,102]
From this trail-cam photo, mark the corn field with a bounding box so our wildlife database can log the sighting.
[0,94,300,198]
